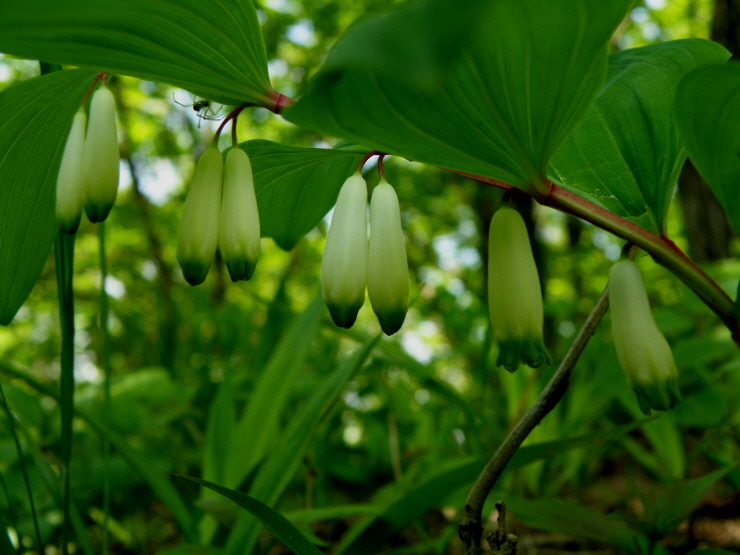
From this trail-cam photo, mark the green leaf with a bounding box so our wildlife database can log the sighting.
[645,467,732,536]
[285,0,632,194]
[202,374,236,486]
[172,475,324,555]
[224,336,380,555]
[241,140,367,251]
[0,68,96,325]
[675,62,740,233]
[550,39,730,233]
[0,0,274,108]
[505,497,643,552]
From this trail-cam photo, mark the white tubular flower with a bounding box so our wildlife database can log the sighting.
[609,259,681,415]
[368,179,409,336]
[321,172,368,328]
[177,146,223,286]
[82,85,120,223]
[219,148,261,282]
[488,206,550,371]
[56,110,87,234]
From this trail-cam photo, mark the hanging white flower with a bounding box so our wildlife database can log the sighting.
[82,85,119,223]
[177,146,223,286]
[219,148,261,281]
[609,258,681,414]
[368,179,409,336]
[321,172,368,328]
[488,206,550,371]
[56,110,87,234]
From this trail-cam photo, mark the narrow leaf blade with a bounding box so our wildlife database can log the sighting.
[173,475,324,555]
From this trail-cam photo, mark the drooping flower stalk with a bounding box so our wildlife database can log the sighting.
[56,111,87,234]
[609,258,681,414]
[219,148,261,281]
[321,172,368,328]
[368,179,409,336]
[176,146,223,286]
[487,206,550,371]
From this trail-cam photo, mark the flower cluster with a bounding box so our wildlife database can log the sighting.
[321,173,409,336]
[177,146,260,286]
[487,206,551,372]
[56,85,120,233]
[609,258,680,415]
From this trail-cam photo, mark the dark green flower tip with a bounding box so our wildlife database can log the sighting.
[521,337,552,369]
[376,309,407,336]
[633,377,681,415]
[496,338,522,373]
[327,301,364,329]
[180,260,211,286]
[226,258,257,282]
[85,203,113,224]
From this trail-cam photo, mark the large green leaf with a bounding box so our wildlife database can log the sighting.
[241,140,367,251]
[285,0,632,194]
[0,0,273,108]
[675,62,740,233]
[550,39,729,234]
[0,68,96,325]
[173,476,323,555]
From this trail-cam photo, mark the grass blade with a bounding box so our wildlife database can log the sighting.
[173,475,324,555]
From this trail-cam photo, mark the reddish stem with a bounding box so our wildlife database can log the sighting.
[270,92,295,114]
[81,72,106,107]
[357,151,380,172]
[214,106,244,144]
[378,154,386,181]
[231,116,238,147]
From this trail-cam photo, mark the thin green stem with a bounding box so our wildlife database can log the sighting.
[98,223,112,555]
[55,231,76,555]
[0,382,43,554]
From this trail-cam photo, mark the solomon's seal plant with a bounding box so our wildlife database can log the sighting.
[219,147,261,282]
[82,84,120,223]
[609,257,681,415]
[487,205,550,372]
[368,177,409,336]
[321,172,368,328]
[56,110,86,234]
[176,145,223,286]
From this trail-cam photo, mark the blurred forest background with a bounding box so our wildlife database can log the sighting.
[1,0,740,554]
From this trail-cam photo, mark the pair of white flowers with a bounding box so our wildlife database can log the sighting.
[321,173,409,336]
[487,206,678,414]
[56,85,120,233]
[176,146,260,286]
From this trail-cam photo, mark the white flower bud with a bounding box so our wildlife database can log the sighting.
[488,206,550,371]
[609,259,681,415]
[82,85,119,223]
[368,180,409,336]
[219,148,261,282]
[177,146,223,286]
[321,173,368,328]
[56,110,87,234]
